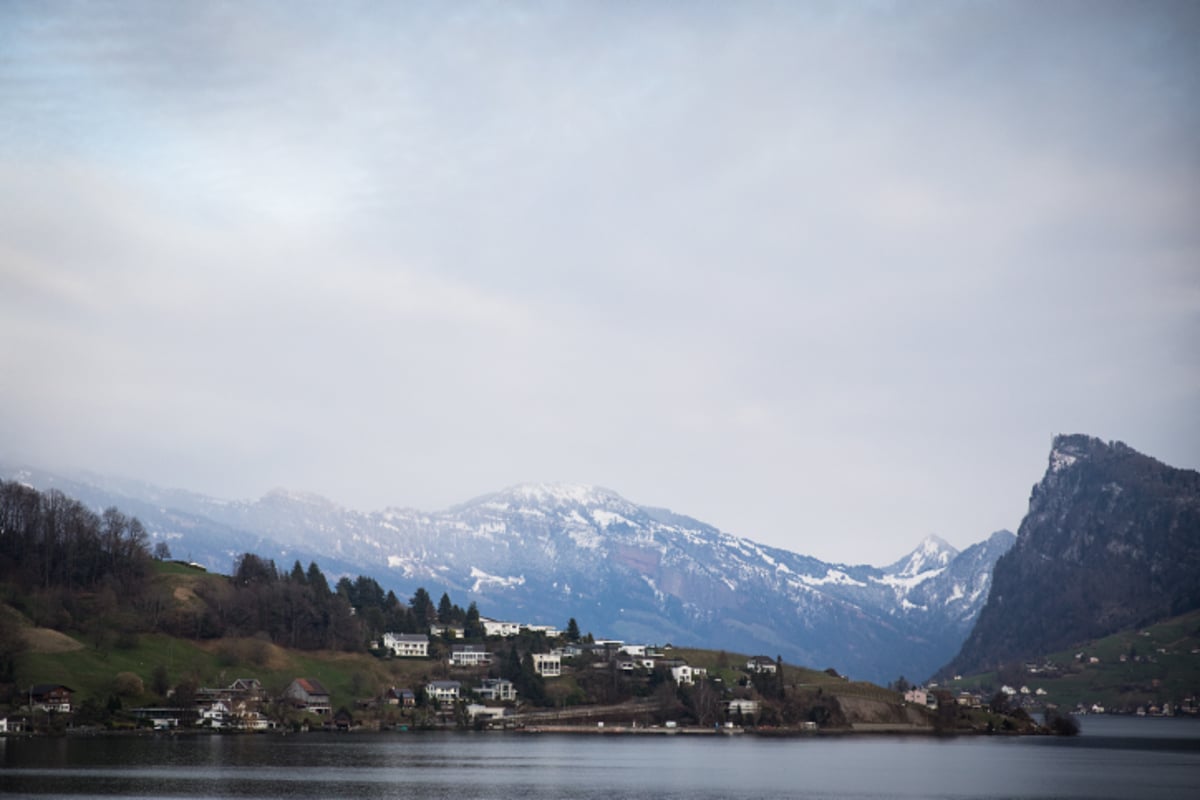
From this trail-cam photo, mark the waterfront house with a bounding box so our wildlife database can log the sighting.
[29,684,73,713]
[477,678,517,702]
[284,678,332,715]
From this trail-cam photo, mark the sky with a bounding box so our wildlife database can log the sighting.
[2,1,1198,565]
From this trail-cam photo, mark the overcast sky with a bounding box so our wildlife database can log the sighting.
[2,1,1197,565]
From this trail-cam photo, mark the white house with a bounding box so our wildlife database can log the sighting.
[382,632,429,657]
[903,688,928,706]
[467,703,508,722]
[726,698,760,717]
[450,645,493,667]
[671,665,696,685]
[427,680,462,702]
[746,656,777,674]
[522,624,560,637]
[477,678,517,702]
[532,652,562,677]
[482,619,521,638]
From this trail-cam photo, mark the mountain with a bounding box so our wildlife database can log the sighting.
[1,466,1012,685]
[940,434,1200,679]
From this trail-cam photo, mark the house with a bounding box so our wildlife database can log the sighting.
[522,624,560,637]
[284,678,332,715]
[332,709,355,731]
[467,703,508,722]
[746,656,777,674]
[481,619,521,638]
[903,688,928,706]
[726,698,760,717]
[450,645,493,667]
[383,687,416,707]
[427,680,462,702]
[477,678,517,702]
[430,624,465,639]
[227,678,265,700]
[382,632,430,657]
[532,652,562,677]
[29,684,73,713]
[671,665,696,685]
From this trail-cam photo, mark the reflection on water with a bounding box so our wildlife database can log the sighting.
[2,716,1198,800]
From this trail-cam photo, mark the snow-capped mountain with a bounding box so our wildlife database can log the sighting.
[0,466,1013,684]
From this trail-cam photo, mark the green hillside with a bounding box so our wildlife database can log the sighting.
[943,609,1200,714]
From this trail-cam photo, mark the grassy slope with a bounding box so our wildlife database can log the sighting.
[944,609,1200,710]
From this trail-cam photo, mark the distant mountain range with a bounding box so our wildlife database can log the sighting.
[940,434,1200,679]
[0,463,1012,685]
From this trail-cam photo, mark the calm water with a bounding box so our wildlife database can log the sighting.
[2,716,1198,799]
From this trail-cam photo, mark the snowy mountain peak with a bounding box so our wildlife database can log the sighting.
[888,534,958,578]
[496,482,624,508]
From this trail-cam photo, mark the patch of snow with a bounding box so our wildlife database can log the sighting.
[469,566,525,592]
[1050,448,1078,473]
[801,569,867,588]
[591,509,633,529]
[901,598,927,612]
[944,583,965,604]
[874,568,945,590]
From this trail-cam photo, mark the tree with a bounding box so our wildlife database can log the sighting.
[437,593,454,624]
[465,602,483,638]
[566,618,581,642]
[153,541,172,561]
[410,587,437,628]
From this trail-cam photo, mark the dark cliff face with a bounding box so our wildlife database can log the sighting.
[940,434,1200,678]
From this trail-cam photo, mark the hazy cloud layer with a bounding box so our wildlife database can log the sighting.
[2,1,1197,563]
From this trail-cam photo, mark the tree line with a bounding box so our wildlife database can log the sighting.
[0,480,488,668]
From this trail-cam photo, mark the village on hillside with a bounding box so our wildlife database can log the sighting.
[3,616,799,735]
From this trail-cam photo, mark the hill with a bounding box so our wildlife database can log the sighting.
[940,434,1200,679]
[943,608,1200,715]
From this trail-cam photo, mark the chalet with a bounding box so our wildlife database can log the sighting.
[382,632,430,657]
[532,652,562,677]
[746,656,777,674]
[427,680,461,702]
[227,678,265,700]
[450,645,493,667]
[29,684,73,713]
[477,678,517,702]
[284,678,332,715]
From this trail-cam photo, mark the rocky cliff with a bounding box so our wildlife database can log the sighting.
[940,434,1200,678]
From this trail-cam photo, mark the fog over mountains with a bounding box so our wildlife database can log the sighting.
[1,463,1012,685]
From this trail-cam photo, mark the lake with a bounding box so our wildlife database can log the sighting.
[2,716,1198,799]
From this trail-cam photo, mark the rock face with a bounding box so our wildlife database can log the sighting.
[940,434,1200,678]
[2,467,1013,686]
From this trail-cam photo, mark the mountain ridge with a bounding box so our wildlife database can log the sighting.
[1,464,1012,685]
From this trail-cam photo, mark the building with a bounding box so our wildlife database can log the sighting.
[383,687,417,707]
[382,632,430,657]
[726,698,760,717]
[450,645,493,667]
[29,684,73,713]
[671,665,696,685]
[283,678,332,715]
[427,680,462,702]
[477,678,517,702]
[746,656,777,674]
[481,619,521,638]
[532,652,562,677]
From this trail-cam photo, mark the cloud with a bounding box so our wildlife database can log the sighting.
[1,1,1197,563]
